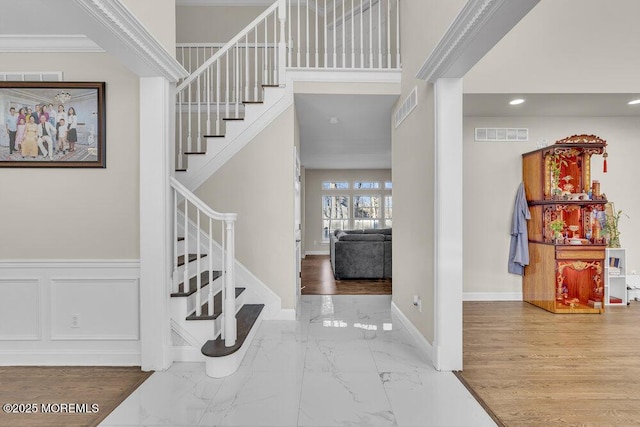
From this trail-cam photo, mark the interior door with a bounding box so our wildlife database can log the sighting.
[294,146,302,303]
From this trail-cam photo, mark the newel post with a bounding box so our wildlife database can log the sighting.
[224,215,238,346]
[278,0,287,84]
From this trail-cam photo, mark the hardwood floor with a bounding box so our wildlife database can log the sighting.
[0,366,151,427]
[301,255,392,295]
[458,301,640,426]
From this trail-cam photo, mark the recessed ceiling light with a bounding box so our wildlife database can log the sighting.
[509,98,525,105]
[329,116,339,124]
[628,99,640,105]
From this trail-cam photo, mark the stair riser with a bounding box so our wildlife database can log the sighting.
[184,280,222,314]
[174,261,220,285]
[170,288,247,347]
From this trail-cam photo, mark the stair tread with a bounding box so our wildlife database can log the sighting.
[171,270,222,297]
[177,253,207,267]
[262,84,280,87]
[242,100,264,104]
[176,168,187,172]
[203,134,225,138]
[177,236,185,242]
[222,117,244,121]
[184,151,206,155]
[201,304,264,357]
[186,287,246,320]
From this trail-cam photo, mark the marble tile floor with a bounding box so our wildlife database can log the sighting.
[101,295,496,427]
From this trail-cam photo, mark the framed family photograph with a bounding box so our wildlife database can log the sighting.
[0,81,105,168]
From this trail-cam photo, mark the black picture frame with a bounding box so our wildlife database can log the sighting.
[0,81,106,168]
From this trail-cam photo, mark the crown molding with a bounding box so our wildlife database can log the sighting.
[0,35,104,53]
[72,0,188,81]
[416,0,540,82]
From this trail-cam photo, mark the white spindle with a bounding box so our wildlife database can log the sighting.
[196,76,201,151]
[306,0,310,67]
[273,13,278,82]
[220,220,226,341]
[225,52,230,119]
[254,28,258,100]
[324,0,327,67]
[297,0,301,66]
[288,0,292,66]
[264,18,269,82]
[378,0,382,67]
[196,210,202,316]
[333,0,336,67]
[351,0,355,68]
[178,91,183,169]
[387,0,391,68]
[187,82,192,152]
[315,0,318,66]
[360,0,364,67]
[396,0,400,68]
[208,217,214,316]
[206,64,211,135]
[279,0,287,84]
[216,61,220,135]
[183,202,189,292]
[369,0,373,68]
[235,45,240,118]
[189,48,192,74]
[224,218,237,346]
[173,190,179,290]
[245,35,249,103]
[342,0,346,67]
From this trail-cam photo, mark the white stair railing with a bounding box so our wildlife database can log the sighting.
[171,176,238,346]
[286,0,400,69]
[175,0,287,171]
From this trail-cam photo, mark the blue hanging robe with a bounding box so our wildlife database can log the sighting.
[508,182,531,275]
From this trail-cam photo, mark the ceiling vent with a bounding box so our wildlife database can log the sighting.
[395,86,418,128]
[475,127,528,142]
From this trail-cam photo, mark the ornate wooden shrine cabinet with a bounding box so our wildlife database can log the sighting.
[522,135,608,313]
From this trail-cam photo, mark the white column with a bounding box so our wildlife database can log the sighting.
[139,76,174,371]
[433,77,463,372]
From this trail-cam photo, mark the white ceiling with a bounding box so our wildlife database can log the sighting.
[464,93,640,117]
[295,93,398,169]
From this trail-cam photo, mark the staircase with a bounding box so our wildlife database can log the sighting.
[170,0,401,378]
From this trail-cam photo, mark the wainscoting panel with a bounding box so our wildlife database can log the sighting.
[0,278,41,340]
[50,278,139,340]
[0,260,141,366]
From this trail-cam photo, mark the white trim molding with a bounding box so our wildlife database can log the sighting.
[72,0,188,81]
[416,0,540,82]
[0,259,141,367]
[0,35,104,53]
[391,301,434,364]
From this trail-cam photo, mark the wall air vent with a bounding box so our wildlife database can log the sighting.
[475,128,529,142]
[395,86,418,128]
[0,72,62,81]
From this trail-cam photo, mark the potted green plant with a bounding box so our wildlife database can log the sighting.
[549,154,568,197]
[549,218,566,243]
[604,207,628,248]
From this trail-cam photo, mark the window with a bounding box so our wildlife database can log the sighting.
[353,195,381,229]
[354,181,380,189]
[384,181,393,189]
[322,181,349,190]
[384,195,392,227]
[322,195,350,241]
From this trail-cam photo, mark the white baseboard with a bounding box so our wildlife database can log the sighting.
[390,301,434,365]
[0,350,140,366]
[305,250,329,256]
[463,292,523,301]
[0,259,141,366]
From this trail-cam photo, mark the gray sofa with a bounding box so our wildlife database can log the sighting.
[330,229,392,279]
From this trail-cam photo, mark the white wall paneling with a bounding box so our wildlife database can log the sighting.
[0,279,41,341]
[0,260,141,366]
